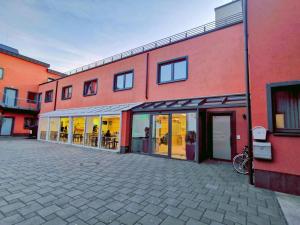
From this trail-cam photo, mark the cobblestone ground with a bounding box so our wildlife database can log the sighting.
[0,139,286,225]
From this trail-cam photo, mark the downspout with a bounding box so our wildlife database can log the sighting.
[242,0,254,185]
[145,53,149,100]
[53,80,58,111]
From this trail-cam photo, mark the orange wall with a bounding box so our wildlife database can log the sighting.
[248,0,300,175]
[0,52,60,109]
[39,23,245,113]
[0,111,35,135]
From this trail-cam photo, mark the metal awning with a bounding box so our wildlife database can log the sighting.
[132,94,246,112]
[40,102,143,118]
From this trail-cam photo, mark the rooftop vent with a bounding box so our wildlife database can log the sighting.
[0,44,19,54]
[215,0,242,21]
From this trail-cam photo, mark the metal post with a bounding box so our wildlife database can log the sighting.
[242,0,254,185]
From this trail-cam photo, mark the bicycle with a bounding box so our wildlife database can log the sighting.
[233,145,249,174]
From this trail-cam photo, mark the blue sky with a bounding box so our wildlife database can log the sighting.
[0,0,231,72]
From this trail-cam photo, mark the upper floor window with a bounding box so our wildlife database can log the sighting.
[27,92,38,103]
[45,90,53,103]
[114,71,133,91]
[0,68,3,80]
[62,85,72,100]
[158,57,188,84]
[267,81,300,134]
[83,79,97,96]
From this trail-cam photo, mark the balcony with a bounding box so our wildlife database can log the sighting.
[0,97,40,114]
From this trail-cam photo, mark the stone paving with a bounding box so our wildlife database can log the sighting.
[0,139,287,225]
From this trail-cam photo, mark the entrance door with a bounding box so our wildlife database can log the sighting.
[4,88,17,107]
[151,114,169,156]
[0,118,13,136]
[171,113,187,160]
[212,115,231,160]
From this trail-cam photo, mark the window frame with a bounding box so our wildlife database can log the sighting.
[113,70,134,91]
[27,92,38,103]
[267,80,300,136]
[44,90,54,103]
[157,56,188,84]
[0,68,4,80]
[61,85,72,100]
[24,117,36,129]
[83,79,98,97]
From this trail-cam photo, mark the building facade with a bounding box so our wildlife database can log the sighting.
[2,0,299,195]
[0,45,64,136]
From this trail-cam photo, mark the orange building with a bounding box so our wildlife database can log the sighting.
[2,0,299,194]
[0,45,64,136]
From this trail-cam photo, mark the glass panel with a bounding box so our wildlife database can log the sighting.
[152,114,169,156]
[49,118,59,141]
[174,60,187,80]
[85,116,100,147]
[101,115,120,150]
[4,89,17,107]
[160,64,172,83]
[39,118,48,140]
[171,114,187,160]
[59,117,69,143]
[131,114,150,153]
[72,117,85,145]
[125,73,133,88]
[116,75,124,89]
[0,68,3,79]
[186,112,197,161]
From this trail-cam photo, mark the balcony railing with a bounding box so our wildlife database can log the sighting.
[0,97,41,112]
[66,12,243,75]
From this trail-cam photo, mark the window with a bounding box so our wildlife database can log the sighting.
[0,68,3,80]
[45,90,53,103]
[267,82,300,134]
[83,79,97,96]
[158,57,188,84]
[114,71,133,91]
[62,86,72,100]
[24,118,37,129]
[27,92,38,103]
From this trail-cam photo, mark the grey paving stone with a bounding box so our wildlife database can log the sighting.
[160,216,185,225]
[77,208,98,221]
[182,207,203,220]
[37,205,61,217]
[143,204,163,216]
[106,201,125,211]
[97,210,120,223]
[43,217,67,225]
[67,190,83,198]
[117,212,141,225]
[163,206,183,218]
[186,218,207,225]
[138,214,162,225]
[15,215,45,225]
[0,213,24,225]
[0,202,25,214]
[203,210,224,223]
[56,206,79,219]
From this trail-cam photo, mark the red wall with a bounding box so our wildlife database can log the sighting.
[0,112,35,135]
[248,0,300,175]
[39,23,245,113]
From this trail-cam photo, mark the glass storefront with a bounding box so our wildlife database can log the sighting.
[85,116,100,147]
[39,118,48,140]
[49,118,59,141]
[131,112,197,161]
[131,114,150,153]
[59,117,69,143]
[101,115,120,150]
[72,117,85,145]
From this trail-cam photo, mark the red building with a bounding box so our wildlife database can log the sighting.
[0,45,64,136]
[3,0,299,194]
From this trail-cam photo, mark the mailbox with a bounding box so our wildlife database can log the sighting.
[253,126,267,140]
[253,142,272,160]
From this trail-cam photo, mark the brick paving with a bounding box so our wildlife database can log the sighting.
[0,139,287,225]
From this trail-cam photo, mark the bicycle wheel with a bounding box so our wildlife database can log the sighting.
[233,154,249,174]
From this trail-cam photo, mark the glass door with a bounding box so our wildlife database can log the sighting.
[151,114,169,156]
[4,88,17,107]
[171,114,187,159]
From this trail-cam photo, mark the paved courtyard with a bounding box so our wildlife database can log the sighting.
[0,139,287,225]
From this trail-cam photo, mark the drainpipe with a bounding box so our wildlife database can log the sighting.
[145,53,149,100]
[242,0,254,185]
[53,80,58,111]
